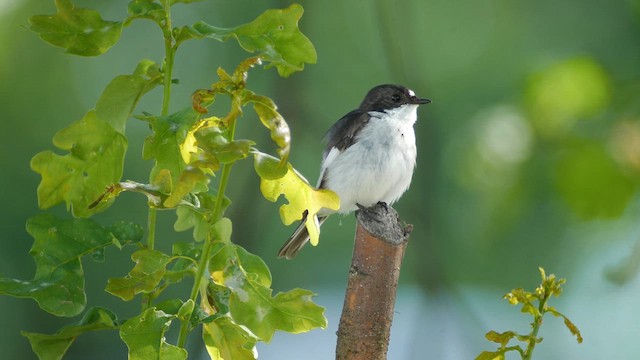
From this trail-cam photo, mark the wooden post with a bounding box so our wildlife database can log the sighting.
[335,203,413,360]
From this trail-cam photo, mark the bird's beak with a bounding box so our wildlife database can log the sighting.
[411,97,431,105]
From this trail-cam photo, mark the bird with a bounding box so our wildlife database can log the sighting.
[278,84,430,259]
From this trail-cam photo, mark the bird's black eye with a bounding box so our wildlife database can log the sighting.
[391,94,401,102]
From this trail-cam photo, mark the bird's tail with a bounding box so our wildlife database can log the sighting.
[278,211,327,259]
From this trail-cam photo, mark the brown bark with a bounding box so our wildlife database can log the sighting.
[335,203,413,360]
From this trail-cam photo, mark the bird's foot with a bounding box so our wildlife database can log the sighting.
[355,202,389,224]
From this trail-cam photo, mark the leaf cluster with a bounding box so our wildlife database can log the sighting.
[2,1,336,359]
[476,268,583,360]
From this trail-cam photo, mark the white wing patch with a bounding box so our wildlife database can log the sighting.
[317,147,341,188]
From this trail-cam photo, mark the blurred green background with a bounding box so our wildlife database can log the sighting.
[2,0,640,359]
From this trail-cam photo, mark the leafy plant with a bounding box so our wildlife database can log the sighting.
[1,1,339,359]
[476,268,583,360]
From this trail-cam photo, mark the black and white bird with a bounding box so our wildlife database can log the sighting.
[278,84,430,259]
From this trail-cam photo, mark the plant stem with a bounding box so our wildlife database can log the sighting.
[177,117,238,348]
[160,0,174,117]
[523,293,550,360]
[147,208,157,249]
[143,0,175,312]
[148,0,175,250]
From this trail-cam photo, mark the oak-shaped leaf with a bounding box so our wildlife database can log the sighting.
[203,316,257,360]
[126,0,166,25]
[31,111,127,217]
[174,193,230,242]
[142,108,200,186]
[484,330,520,347]
[180,115,255,170]
[210,243,327,342]
[106,249,172,301]
[22,307,118,360]
[96,59,163,133]
[31,61,161,216]
[29,0,123,56]
[120,308,187,360]
[163,167,209,208]
[162,242,201,285]
[191,4,317,77]
[256,154,340,246]
[0,214,142,317]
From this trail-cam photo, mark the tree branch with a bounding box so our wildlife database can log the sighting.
[336,203,413,360]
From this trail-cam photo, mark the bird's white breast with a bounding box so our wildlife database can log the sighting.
[321,104,418,214]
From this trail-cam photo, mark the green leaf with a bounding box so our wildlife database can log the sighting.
[248,94,290,160]
[96,59,162,134]
[180,116,223,167]
[192,4,317,77]
[206,281,231,315]
[258,159,340,246]
[210,244,327,342]
[29,0,123,56]
[174,193,228,241]
[155,298,185,316]
[216,139,255,164]
[105,249,172,301]
[31,62,160,216]
[212,217,233,243]
[547,307,583,343]
[231,287,327,343]
[120,308,187,360]
[234,244,272,287]
[163,242,200,284]
[142,108,200,186]
[485,330,516,346]
[0,214,126,316]
[181,115,255,167]
[177,299,196,321]
[554,140,636,219]
[163,167,209,208]
[31,111,127,217]
[520,302,540,317]
[253,150,288,180]
[126,0,166,25]
[107,221,145,248]
[203,316,257,360]
[22,307,118,360]
[562,316,583,344]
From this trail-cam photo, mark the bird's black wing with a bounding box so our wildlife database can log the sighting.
[323,110,370,157]
[317,110,370,189]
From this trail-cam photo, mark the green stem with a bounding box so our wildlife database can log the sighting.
[147,0,174,251]
[141,206,158,311]
[523,294,550,360]
[147,207,157,249]
[177,117,238,348]
[143,0,175,312]
[160,0,174,117]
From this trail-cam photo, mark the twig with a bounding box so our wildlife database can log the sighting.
[336,203,413,360]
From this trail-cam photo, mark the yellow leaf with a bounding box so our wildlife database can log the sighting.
[180,116,222,164]
[260,164,339,246]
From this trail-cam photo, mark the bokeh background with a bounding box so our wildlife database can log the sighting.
[2,0,640,359]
